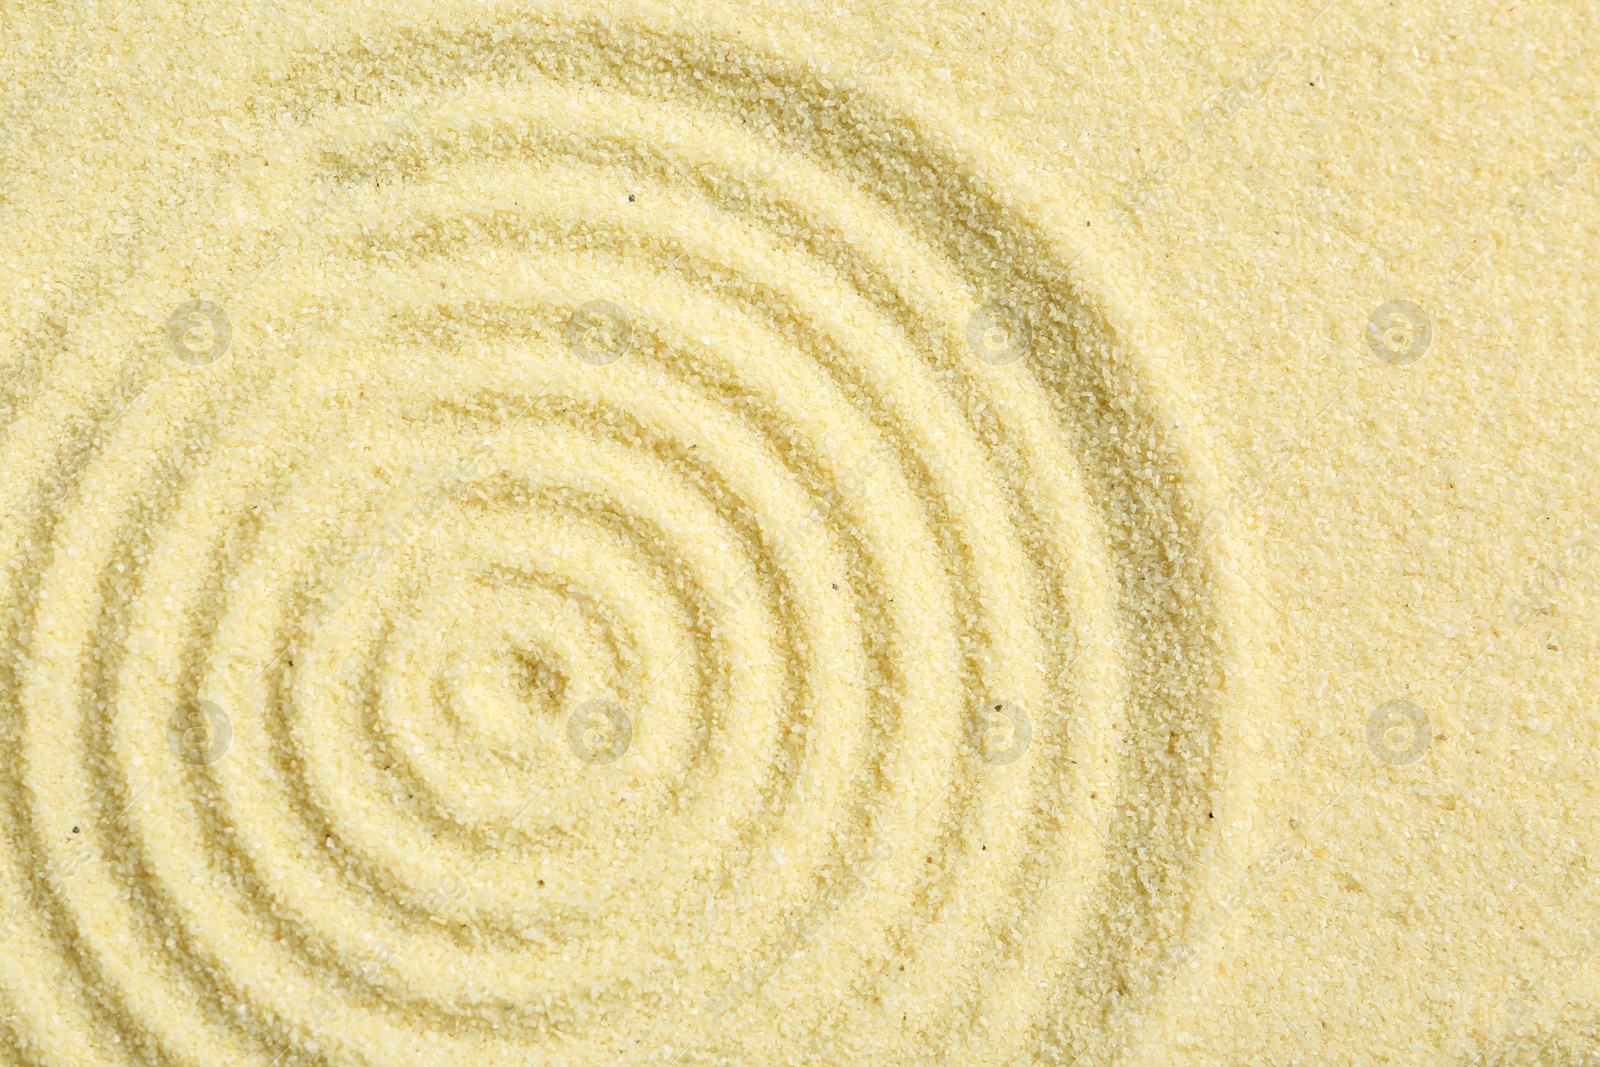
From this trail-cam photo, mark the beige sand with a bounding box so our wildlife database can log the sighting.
[1,1,1596,1064]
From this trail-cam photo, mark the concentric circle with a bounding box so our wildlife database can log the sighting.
[0,10,1240,1066]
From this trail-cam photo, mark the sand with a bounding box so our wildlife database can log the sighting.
[1,0,1596,1064]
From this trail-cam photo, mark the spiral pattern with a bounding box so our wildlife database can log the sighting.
[0,9,1241,1065]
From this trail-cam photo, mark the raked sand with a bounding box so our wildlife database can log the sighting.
[1,1,1597,1064]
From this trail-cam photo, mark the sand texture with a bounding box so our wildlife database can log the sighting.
[1,1,1596,1064]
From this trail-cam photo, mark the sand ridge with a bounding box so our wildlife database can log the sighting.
[0,4,1266,1064]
